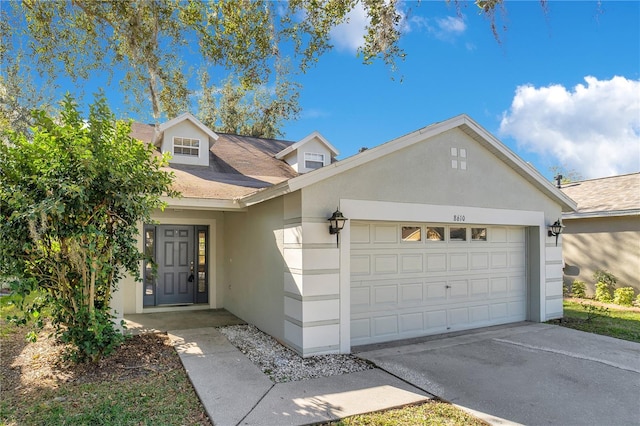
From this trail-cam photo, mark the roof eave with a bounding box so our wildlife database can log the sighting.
[161,196,246,211]
[563,209,640,220]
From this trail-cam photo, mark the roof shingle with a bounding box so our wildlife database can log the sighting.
[130,122,297,200]
[561,173,640,217]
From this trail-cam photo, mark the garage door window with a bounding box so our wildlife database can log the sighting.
[450,227,467,241]
[401,226,422,242]
[426,226,445,241]
[472,227,487,241]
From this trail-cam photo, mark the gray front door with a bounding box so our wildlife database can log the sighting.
[156,225,196,305]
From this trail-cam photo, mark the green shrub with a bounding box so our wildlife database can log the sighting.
[595,281,613,303]
[636,294,640,307]
[571,280,586,298]
[613,287,635,307]
[593,270,617,303]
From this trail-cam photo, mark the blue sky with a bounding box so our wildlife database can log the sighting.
[11,1,639,181]
[281,0,640,180]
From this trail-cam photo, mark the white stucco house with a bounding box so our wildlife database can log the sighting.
[114,112,577,356]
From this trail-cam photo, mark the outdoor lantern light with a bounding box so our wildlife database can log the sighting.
[547,219,565,246]
[328,208,348,247]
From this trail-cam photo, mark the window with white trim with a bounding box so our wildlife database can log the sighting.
[174,137,200,156]
[304,152,325,169]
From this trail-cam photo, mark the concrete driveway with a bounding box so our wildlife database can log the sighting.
[356,323,640,426]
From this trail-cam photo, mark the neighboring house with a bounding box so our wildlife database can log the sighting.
[113,113,576,356]
[560,173,640,295]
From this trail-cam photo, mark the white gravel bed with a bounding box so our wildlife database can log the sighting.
[219,324,373,383]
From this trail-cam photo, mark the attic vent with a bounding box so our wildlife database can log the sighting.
[450,147,467,170]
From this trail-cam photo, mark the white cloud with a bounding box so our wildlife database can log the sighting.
[330,3,369,52]
[407,14,466,41]
[329,1,411,53]
[499,76,640,179]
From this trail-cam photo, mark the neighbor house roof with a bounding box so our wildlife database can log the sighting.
[560,172,640,219]
[130,122,297,205]
[243,114,578,212]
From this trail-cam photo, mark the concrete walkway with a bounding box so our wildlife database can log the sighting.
[168,327,431,426]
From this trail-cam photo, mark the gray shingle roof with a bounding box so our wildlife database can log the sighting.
[130,123,297,200]
[560,173,640,218]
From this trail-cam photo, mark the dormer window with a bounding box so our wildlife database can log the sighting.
[304,152,325,170]
[174,137,200,156]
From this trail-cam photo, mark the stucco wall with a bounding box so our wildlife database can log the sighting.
[223,197,286,341]
[293,127,565,353]
[161,120,210,166]
[115,208,225,315]
[302,129,559,214]
[563,215,640,295]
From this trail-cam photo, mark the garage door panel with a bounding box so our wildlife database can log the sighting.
[509,300,527,318]
[508,228,525,243]
[350,287,370,311]
[510,275,527,294]
[373,315,398,337]
[491,277,508,295]
[470,305,490,323]
[351,222,527,346]
[491,252,508,268]
[373,254,398,274]
[351,255,370,275]
[400,283,423,304]
[470,252,489,270]
[426,310,448,329]
[426,281,447,301]
[509,250,525,268]
[400,312,424,332]
[470,278,489,297]
[490,302,508,319]
[351,223,371,243]
[373,285,397,305]
[448,307,469,326]
[450,253,468,271]
[426,253,447,271]
[401,254,423,273]
[449,280,469,298]
[373,225,397,243]
[351,317,371,340]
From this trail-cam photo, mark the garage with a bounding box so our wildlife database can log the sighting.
[350,221,527,346]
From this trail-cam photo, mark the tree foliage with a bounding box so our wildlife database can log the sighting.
[3,0,533,137]
[0,94,177,362]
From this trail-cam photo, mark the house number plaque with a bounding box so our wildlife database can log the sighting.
[453,215,466,222]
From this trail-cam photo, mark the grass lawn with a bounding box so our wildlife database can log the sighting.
[0,293,212,426]
[5,293,637,426]
[550,299,640,343]
[330,402,487,426]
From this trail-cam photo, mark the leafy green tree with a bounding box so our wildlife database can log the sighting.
[0,93,178,363]
[3,0,538,136]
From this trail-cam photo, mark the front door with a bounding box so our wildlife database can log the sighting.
[156,225,196,305]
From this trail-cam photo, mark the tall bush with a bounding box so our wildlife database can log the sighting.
[593,270,617,303]
[0,94,177,362]
[571,280,586,298]
[613,287,635,307]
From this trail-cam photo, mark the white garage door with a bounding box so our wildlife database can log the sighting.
[350,221,527,346]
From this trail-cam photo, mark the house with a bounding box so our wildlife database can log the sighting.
[113,113,577,356]
[560,173,640,295]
